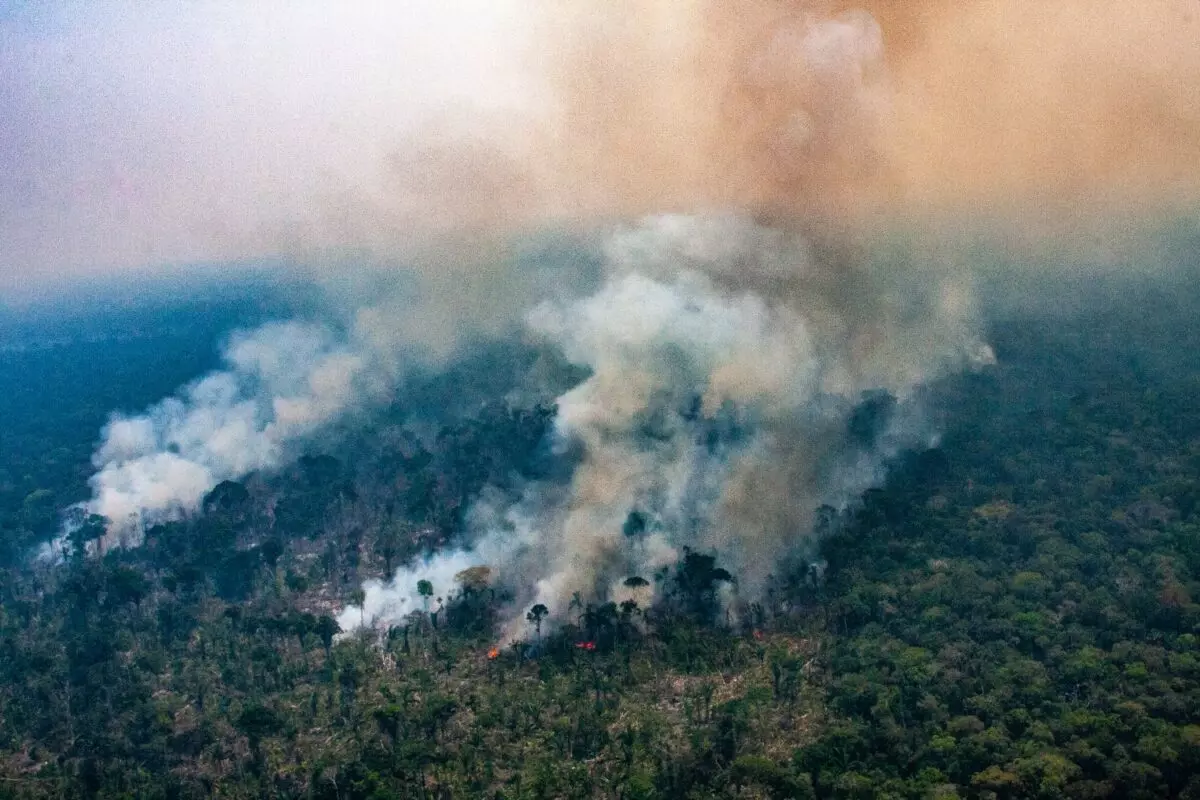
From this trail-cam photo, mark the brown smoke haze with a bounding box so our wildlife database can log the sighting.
[388,0,1200,240]
[325,0,1200,639]
[33,1,1199,637]
[310,0,1200,365]
[880,0,1200,213]
[6,0,1199,291]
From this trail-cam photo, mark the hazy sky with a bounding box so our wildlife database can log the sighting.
[5,1,1200,296]
[0,0,536,292]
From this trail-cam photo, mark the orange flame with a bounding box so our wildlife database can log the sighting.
[487,647,499,660]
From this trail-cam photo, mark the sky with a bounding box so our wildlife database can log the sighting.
[0,0,536,292]
[4,0,1200,297]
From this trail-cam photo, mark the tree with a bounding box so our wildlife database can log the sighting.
[417,579,434,612]
[672,549,734,624]
[350,588,367,628]
[455,566,492,594]
[258,537,284,571]
[315,615,341,654]
[236,704,284,776]
[377,521,406,575]
[68,513,108,559]
[106,565,149,609]
[526,603,549,643]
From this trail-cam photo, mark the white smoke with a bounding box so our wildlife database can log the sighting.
[336,549,476,633]
[336,493,546,632]
[338,212,993,642]
[84,321,384,548]
[331,11,992,642]
[71,9,993,644]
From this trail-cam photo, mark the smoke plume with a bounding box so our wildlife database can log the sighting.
[85,321,388,548]
[60,0,1200,637]
[9,0,1200,290]
[341,211,991,641]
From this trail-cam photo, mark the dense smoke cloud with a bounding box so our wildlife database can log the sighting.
[340,211,991,641]
[5,0,1200,293]
[86,321,385,548]
[47,0,1200,636]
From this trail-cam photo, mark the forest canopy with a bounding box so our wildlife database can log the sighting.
[0,261,1198,798]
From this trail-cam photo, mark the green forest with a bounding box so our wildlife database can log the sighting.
[1,270,1199,799]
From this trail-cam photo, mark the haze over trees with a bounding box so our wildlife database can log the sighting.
[0,262,1198,798]
[6,0,1200,794]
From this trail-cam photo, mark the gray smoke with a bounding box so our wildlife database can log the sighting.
[340,212,992,642]
[72,8,998,642]
[84,320,388,548]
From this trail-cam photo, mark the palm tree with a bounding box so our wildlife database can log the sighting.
[569,591,585,625]
[526,604,549,643]
[417,579,434,612]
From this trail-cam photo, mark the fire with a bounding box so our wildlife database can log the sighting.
[487,647,500,660]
